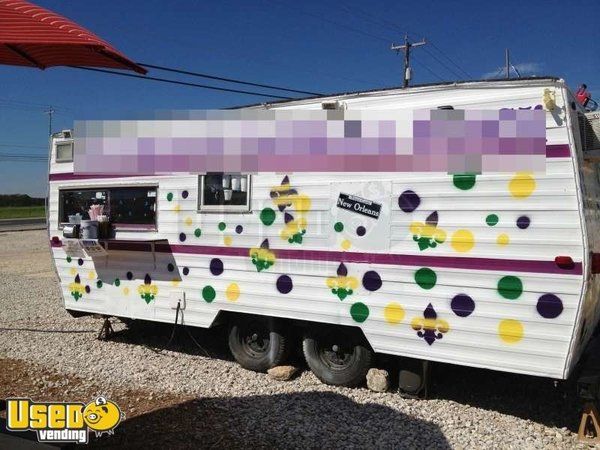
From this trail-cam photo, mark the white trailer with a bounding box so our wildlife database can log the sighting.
[47,78,600,387]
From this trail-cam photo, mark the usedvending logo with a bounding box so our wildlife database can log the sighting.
[6,396,124,444]
[337,193,381,219]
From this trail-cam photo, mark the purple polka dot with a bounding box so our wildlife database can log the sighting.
[209,258,224,276]
[356,226,366,236]
[235,225,243,234]
[276,275,293,294]
[517,216,530,229]
[182,190,189,199]
[183,267,189,276]
[536,294,563,319]
[127,271,133,280]
[398,190,420,213]
[451,294,475,317]
[179,232,186,242]
[85,285,91,294]
[362,271,382,291]
[78,258,84,266]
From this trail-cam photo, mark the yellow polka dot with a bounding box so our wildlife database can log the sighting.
[496,233,510,246]
[88,271,96,280]
[498,319,524,344]
[341,239,351,250]
[451,229,475,252]
[69,268,77,276]
[184,217,193,227]
[509,172,536,198]
[171,278,180,287]
[123,287,130,296]
[173,204,181,212]
[384,302,405,325]
[223,236,233,246]
[226,283,240,301]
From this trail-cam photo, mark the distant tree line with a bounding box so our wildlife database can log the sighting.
[0,194,45,207]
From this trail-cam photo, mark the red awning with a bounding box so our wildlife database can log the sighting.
[0,0,146,73]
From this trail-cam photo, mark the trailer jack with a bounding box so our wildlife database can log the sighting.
[97,316,114,341]
[578,402,600,443]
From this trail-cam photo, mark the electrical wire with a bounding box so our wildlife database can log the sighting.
[336,4,471,80]
[70,66,295,100]
[137,63,323,96]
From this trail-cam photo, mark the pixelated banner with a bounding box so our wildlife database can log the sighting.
[73,109,546,174]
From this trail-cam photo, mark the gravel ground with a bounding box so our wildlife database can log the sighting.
[0,230,598,449]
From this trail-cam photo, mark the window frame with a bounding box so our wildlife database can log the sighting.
[55,141,74,163]
[197,173,252,213]
[58,185,159,232]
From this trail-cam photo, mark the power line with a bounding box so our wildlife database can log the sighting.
[336,4,471,80]
[70,67,295,100]
[0,143,47,150]
[137,63,323,96]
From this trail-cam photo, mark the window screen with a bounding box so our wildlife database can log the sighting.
[59,187,157,228]
[199,173,250,211]
[56,142,74,162]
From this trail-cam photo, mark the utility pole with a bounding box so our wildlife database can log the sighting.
[391,34,426,88]
[44,106,54,136]
[505,48,510,79]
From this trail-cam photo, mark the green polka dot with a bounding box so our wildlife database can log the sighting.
[350,302,369,323]
[497,276,523,300]
[202,285,216,303]
[334,222,344,232]
[486,214,499,226]
[166,192,173,201]
[453,173,477,190]
[414,268,437,290]
[194,228,202,237]
[260,208,276,226]
[218,222,226,231]
[114,278,120,287]
[96,280,103,288]
[66,256,72,263]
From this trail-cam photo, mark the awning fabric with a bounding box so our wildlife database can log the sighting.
[0,0,146,73]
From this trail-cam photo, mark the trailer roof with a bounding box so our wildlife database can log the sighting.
[234,76,562,110]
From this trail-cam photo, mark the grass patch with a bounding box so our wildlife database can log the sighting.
[0,205,45,219]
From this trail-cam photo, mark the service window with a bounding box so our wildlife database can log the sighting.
[55,141,74,162]
[59,189,107,223]
[199,173,251,212]
[59,186,157,229]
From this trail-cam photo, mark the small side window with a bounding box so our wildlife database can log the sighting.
[56,142,74,162]
[198,173,251,212]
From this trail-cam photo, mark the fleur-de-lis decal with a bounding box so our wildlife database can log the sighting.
[411,303,450,345]
[281,212,307,244]
[69,274,85,301]
[250,239,276,272]
[326,263,359,301]
[270,176,298,212]
[409,211,447,251]
[137,273,158,304]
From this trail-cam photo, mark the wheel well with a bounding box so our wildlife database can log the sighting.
[211,311,374,352]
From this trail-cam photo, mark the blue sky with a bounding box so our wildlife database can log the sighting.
[1,0,598,196]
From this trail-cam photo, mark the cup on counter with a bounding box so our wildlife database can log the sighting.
[223,189,233,201]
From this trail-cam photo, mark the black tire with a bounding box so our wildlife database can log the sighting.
[228,317,290,372]
[302,329,374,387]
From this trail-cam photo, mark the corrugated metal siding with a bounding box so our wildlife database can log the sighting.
[49,80,586,379]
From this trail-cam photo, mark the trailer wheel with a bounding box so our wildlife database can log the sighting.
[228,317,290,372]
[302,330,373,387]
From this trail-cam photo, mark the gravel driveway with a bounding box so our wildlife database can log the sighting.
[0,230,596,448]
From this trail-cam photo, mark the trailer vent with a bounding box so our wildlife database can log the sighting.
[321,101,343,110]
[580,112,600,152]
